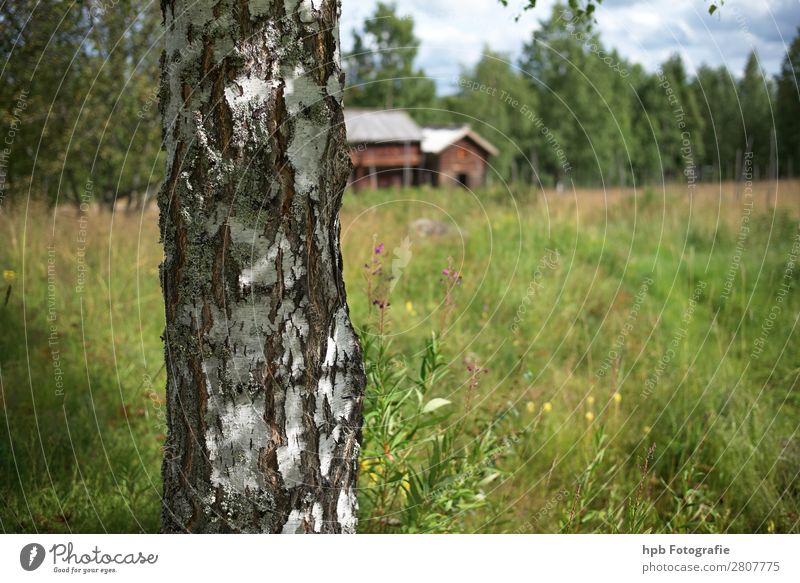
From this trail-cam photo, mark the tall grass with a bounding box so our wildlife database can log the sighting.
[1,181,798,533]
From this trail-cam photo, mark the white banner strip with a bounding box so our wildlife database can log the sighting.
[1,534,797,582]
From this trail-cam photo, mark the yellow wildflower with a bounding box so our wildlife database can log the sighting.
[3,270,16,282]
[359,457,382,486]
[587,395,595,406]
[613,392,622,404]
[525,401,536,413]
[643,425,651,435]
[405,301,414,313]
[585,411,595,422]
[542,402,552,413]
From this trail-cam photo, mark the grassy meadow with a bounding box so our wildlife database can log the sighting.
[1,180,799,533]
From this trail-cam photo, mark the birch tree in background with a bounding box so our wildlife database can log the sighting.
[158,0,365,533]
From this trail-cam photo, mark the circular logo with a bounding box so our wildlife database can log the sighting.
[19,543,46,571]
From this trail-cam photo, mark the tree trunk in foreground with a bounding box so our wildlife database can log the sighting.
[158,0,365,533]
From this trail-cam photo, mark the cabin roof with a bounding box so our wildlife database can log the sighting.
[421,126,499,157]
[344,109,423,144]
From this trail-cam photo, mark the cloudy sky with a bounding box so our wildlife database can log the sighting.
[340,0,800,93]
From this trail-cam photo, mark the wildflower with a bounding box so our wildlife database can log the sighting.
[374,242,385,255]
[3,270,16,282]
[613,392,622,404]
[525,401,536,413]
[439,256,464,333]
[359,458,382,486]
[585,411,595,422]
[441,257,462,284]
[542,402,553,413]
[398,475,411,501]
[405,301,417,316]
[587,395,595,406]
[643,425,651,435]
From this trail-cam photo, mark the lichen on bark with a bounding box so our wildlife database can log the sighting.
[158,0,365,533]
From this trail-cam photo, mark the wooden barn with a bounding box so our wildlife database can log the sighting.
[344,109,497,191]
[345,109,423,190]
[420,126,499,189]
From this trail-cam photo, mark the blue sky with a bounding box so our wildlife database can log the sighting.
[340,0,800,93]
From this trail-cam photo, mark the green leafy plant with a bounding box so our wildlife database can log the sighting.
[358,331,518,533]
[357,245,521,533]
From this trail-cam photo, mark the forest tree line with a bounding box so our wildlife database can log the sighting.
[1,1,798,207]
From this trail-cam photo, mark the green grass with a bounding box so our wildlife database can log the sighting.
[1,182,799,533]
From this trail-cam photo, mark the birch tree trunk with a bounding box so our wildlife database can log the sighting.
[158,0,365,533]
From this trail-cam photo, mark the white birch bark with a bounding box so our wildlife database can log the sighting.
[158,0,364,533]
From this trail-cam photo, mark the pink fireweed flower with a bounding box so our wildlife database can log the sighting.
[438,256,464,335]
[365,237,387,319]
[441,258,462,284]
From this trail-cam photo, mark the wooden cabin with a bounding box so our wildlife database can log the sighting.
[345,109,422,191]
[420,126,499,189]
[345,109,496,190]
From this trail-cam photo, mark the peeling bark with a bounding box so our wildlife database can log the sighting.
[158,0,365,533]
